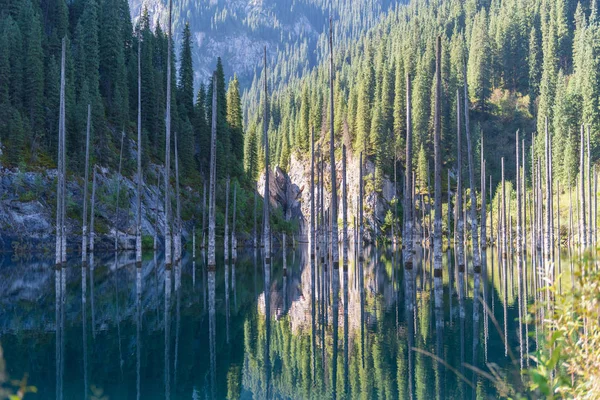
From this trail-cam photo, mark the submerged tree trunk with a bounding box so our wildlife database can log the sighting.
[174,132,182,261]
[481,134,486,249]
[82,105,91,263]
[342,144,348,270]
[455,89,465,277]
[115,131,125,252]
[253,182,258,248]
[208,75,218,270]
[263,47,271,264]
[404,73,414,268]
[202,181,207,249]
[136,32,143,264]
[587,126,592,247]
[164,0,173,266]
[232,183,237,263]
[89,165,97,253]
[433,36,443,309]
[580,125,587,249]
[224,176,230,262]
[328,19,339,271]
[463,64,481,278]
[56,37,67,265]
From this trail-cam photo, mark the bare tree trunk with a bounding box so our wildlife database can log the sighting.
[433,36,443,310]
[359,152,364,262]
[448,172,453,244]
[456,89,465,277]
[311,126,316,267]
[232,183,237,263]
[490,175,493,247]
[154,171,160,251]
[224,176,230,262]
[587,125,592,247]
[202,181,206,249]
[463,64,481,277]
[544,119,552,282]
[115,131,125,252]
[516,131,524,370]
[90,165,97,253]
[580,125,587,249]
[208,75,218,270]
[557,181,561,294]
[136,31,143,264]
[174,132,181,261]
[56,37,66,265]
[164,0,173,266]
[328,19,339,271]
[592,165,598,248]
[263,47,271,265]
[481,133,486,249]
[82,105,91,263]
[342,145,348,270]
[253,182,258,248]
[404,73,413,268]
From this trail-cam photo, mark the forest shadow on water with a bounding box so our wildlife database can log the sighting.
[0,243,545,399]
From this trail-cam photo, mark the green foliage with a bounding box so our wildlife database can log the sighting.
[526,256,600,398]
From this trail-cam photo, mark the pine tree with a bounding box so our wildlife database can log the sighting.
[178,21,194,121]
[227,75,244,177]
[19,0,44,157]
[467,10,492,110]
[207,58,230,178]
[194,83,209,174]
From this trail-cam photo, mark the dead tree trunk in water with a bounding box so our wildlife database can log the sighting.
[114,131,125,252]
[481,133,486,249]
[89,165,97,253]
[455,89,465,275]
[82,105,91,263]
[164,0,173,266]
[580,125,587,249]
[516,131,524,370]
[232,183,237,263]
[263,47,271,264]
[433,36,443,308]
[311,126,316,268]
[174,132,182,261]
[224,176,230,262]
[359,152,364,262]
[544,119,552,276]
[403,73,414,268]
[328,19,339,271]
[208,75,218,270]
[587,126,592,247]
[56,37,67,265]
[154,171,160,251]
[202,181,206,249]
[342,145,348,270]
[463,64,481,277]
[136,32,143,264]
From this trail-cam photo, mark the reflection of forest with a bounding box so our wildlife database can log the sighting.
[247,246,520,399]
[1,246,524,399]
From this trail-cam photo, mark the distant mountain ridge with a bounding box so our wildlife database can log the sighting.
[129,0,400,87]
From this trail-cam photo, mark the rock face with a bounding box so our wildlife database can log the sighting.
[257,150,398,243]
[0,163,182,254]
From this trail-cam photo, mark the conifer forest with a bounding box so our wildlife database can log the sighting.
[2,0,600,398]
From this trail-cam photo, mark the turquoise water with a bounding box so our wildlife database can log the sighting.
[0,245,527,399]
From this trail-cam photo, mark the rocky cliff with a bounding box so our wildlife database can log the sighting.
[0,163,174,254]
[257,149,398,243]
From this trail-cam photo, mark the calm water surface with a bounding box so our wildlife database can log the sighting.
[0,244,529,399]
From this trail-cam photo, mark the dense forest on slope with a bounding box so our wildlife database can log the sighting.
[242,0,600,193]
[0,0,245,182]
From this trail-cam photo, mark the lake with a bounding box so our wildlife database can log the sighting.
[0,244,533,399]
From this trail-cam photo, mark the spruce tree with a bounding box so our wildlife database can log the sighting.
[227,75,244,177]
[178,22,194,121]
